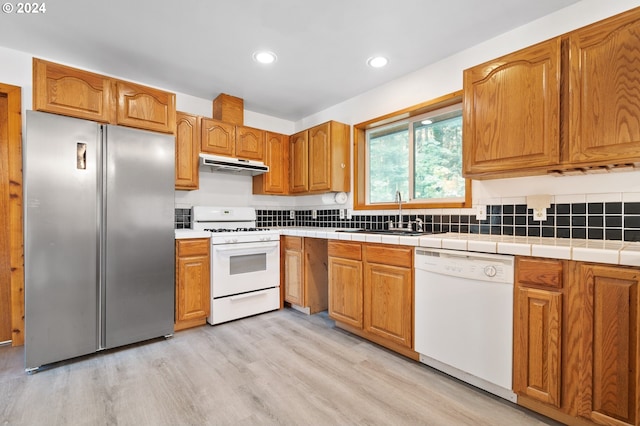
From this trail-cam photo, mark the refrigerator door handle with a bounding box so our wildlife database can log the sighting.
[77,142,87,169]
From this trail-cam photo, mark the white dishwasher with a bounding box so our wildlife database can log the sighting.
[414,248,517,402]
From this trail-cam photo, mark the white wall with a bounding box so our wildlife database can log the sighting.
[4,0,640,213]
[295,0,640,213]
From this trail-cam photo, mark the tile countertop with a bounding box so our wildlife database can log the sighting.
[174,229,212,239]
[278,228,640,267]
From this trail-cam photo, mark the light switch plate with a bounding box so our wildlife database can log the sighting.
[476,205,487,221]
[312,209,317,219]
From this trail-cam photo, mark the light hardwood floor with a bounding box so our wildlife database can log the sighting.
[0,309,560,425]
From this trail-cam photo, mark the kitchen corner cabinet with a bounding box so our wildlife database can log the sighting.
[328,241,415,359]
[175,238,210,331]
[289,121,350,194]
[175,111,200,190]
[283,236,328,314]
[464,7,640,179]
[253,131,289,195]
[33,58,176,134]
[201,118,265,161]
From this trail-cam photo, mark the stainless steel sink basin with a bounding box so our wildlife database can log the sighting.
[335,229,435,236]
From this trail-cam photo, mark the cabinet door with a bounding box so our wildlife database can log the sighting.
[283,238,304,306]
[513,286,562,408]
[308,122,331,192]
[568,9,640,166]
[175,112,200,190]
[328,257,363,328]
[463,38,561,177]
[577,264,640,426]
[236,125,264,161]
[363,263,412,348]
[33,58,113,123]
[253,132,288,194]
[115,80,176,133]
[201,118,235,156]
[289,130,309,193]
[175,239,210,330]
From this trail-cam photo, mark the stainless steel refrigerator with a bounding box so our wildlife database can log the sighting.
[24,111,175,371]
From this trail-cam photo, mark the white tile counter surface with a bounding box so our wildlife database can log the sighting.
[278,228,640,267]
[174,229,212,239]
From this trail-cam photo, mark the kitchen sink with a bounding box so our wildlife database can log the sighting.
[335,229,436,236]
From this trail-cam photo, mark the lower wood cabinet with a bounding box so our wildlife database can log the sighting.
[175,238,210,331]
[575,263,640,426]
[328,241,415,359]
[514,257,640,426]
[282,236,328,314]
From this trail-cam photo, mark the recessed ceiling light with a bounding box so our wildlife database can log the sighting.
[253,51,277,64]
[421,119,433,125]
[367,56,388,68]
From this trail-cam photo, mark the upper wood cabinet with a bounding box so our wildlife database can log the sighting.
[201,118,264,161]
[236,125,264,160]
[33,58,176,134]
[175,111,200,190]
[463,7,640,178]
[289,121,350,195]
[253,131,289,195]
[567,8,640,166]
[33,58,114,123]
[463,39,561,178]
[114,80,176,133]
[289,130,309,193]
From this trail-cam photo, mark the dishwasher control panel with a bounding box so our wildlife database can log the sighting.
[415,248,514,283]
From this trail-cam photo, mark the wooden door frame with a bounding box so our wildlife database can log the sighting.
[0,83,23,346]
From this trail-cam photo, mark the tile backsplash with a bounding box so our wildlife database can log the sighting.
[176,202,640,242]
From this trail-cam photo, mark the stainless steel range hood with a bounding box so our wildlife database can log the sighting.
[199,153,269,176]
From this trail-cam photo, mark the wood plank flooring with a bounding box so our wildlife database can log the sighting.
[0,308,561,425]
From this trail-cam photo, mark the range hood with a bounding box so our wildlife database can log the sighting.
[199,153,269,176]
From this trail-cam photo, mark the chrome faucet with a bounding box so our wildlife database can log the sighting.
[395,190,404,229]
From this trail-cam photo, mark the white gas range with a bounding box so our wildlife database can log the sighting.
[192,206,280,325]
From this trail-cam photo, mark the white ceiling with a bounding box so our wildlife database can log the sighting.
[0,0,580,121]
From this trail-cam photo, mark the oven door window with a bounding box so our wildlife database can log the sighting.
[229,253,267,275]
[212,241,280,298]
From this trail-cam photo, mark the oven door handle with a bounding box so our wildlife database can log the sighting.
[214,241,279,256]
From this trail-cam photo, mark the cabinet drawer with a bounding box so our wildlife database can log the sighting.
[365,244,412,268]
[516,257,563,289]
[328,241,362,261]
[283,236,303,250]
[176,239,209,257]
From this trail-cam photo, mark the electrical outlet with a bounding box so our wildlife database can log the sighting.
[339,209,346,219]
[346,209,353,220]
[312,209,317,219]
[532,208,547,221]
[289,210,295,219]
[476,205,487,221]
